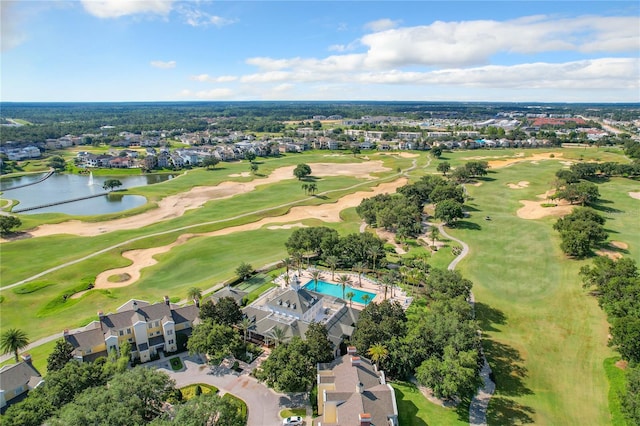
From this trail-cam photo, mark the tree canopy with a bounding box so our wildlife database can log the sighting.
[293,163,312,180]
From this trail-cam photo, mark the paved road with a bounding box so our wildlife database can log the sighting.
[150,353,307,426]
[435,223,495,426]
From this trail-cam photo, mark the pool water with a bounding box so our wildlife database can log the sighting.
[303,279,376,305]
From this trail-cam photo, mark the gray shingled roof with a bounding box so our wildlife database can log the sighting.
[265,288,319,316]
[0,362,42,393]
[64,327,104,351]
[209,287,248,305]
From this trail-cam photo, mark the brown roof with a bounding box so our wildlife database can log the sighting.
[319,354,398,426]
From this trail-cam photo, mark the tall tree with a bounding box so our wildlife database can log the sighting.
[346,291,356,307]
[235,262,253,280]
[293,163,312,180]
[311,270,321,291]
[0,328,29,362]
[367,343,389,370]
[102,179,123,192]
[437,161,451,176]
[325,255,339,280]
[47,339,75,372]
[338,274,351,300]
[187,287,202,305]
[305,322,333,364]
[0,215,21,234]
[268,326,288,347]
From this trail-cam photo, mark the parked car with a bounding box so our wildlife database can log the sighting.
[282,416,304,426]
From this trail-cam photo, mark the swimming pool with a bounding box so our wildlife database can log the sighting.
[303,279,376,305]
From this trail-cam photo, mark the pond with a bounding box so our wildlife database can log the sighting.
[0,172,174,215]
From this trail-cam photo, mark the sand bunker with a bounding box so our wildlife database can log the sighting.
[24,161,390,238]
[507,181,530,189]
[228,172,251,177]
[517,190,574,219]
[266,223,307,230]
[89,178,407,290]
[488,152,563,169]
[382,152,418,158]
[629,192,640,200]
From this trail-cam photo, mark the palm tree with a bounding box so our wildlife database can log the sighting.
[239,317,252,344]
[1,328,29,363]
[301,183,309,195]
[380,273,395,300]
[367,247,379,275]
[346,291,355,307]
[361,294,371,305]
[308,183,318,195]
[187,287,202,305]
[429,226,440,248]
[311,270,321,291]
[282,257,292,275]
[338,274,351,300]
[353,262,365,287]
[283,273,290,287]
[367,343,389,370]
[325,255,339,280]
[268,326,288,347]
[292,252,304,275]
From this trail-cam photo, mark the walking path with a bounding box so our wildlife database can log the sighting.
[435,223,495,426]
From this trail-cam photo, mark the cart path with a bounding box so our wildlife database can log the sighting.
[435,223,495,426]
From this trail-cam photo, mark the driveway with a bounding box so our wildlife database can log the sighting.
[155,354,301,426]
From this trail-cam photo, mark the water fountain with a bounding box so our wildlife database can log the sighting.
[88,171,94,186]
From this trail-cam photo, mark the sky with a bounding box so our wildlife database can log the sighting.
[1,0,639,103]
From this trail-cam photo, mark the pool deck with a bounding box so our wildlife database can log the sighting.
[274,268,412,310]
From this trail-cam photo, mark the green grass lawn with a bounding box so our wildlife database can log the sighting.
[179,383,218,400]
[1,148,635,424]
[442,155,637,424]
[392,381,468,425]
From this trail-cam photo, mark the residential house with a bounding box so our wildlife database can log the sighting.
[0,355,44,412]
[63,298,199,364]
[316,346,399,426]
[241,275,359,355]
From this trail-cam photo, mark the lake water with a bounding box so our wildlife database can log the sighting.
[0,173,173,215]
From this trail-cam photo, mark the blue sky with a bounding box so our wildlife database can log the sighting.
[1,1,639,102]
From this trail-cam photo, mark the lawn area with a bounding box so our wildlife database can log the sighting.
[0,338,56,376]
[0,152,410,343]
[179,383,218,400]
[169,357,184,371]
[391,381,468,426]
[442,154,637,424]
[279,408,307,418]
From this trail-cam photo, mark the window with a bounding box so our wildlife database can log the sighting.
[126,328,131,334]
[168,339,174,345]
[155,321,160,327]
[128,338,134,343]
[148,323,153,329]
[167,329,173,335]
[119,330,124,336]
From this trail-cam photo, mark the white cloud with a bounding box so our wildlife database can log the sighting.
[190,74,237,83]
[364,18,401,32]
[354,58,639,91]
[358,14,639,69]
[177,6,235,27]
[81,0,174,18]
[150,60,176,69]
[1,1,27,51]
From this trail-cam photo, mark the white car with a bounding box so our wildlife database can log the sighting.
[282,416,304,426]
